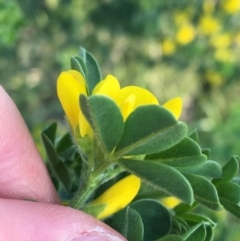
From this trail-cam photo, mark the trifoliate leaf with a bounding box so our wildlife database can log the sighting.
[115,105,187,156]
[118,159,193,205]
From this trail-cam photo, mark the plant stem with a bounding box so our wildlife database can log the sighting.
[69,175,96,209]
[69,163,124,210]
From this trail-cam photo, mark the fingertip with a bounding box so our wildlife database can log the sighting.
[0,199,126,241]
[0,87,59,203]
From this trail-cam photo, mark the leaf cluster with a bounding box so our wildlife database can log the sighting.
[41,48,240,241]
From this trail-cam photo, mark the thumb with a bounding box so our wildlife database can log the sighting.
[0,198,126,241]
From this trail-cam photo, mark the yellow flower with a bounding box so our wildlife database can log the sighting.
[57,70,182,137]
[57,70,87,131]
[198,14,221,35]
[203,0,216,13]
[161,39,176,55]
[174,11,191,25]
[214,48,234,62]
[211,33,231,49]
[222,0,240,14]
[176,24,195,45]
[90,174,141,219]
[205,71,223,86]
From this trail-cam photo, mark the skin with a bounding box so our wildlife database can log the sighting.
[0,86,126,241]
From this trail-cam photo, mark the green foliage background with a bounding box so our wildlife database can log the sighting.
[1,0,240,240]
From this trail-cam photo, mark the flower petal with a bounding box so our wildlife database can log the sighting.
[67,70,87,94]
[115,86,159,119]
[161,196,181,208]
[91,175,141,219]
[57,71,86,131]
[92,75,120,98]
[120,94,136,121]
[79,107,93,137]
[162,97,182,120]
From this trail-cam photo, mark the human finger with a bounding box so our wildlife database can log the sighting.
[0,86,59,203]
[0,198,126,241]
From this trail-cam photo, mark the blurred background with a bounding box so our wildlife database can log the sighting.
[1,0,240,239]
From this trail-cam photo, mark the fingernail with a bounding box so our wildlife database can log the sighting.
[71,233,124,241]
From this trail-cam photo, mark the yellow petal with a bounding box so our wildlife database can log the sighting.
[161,196,181,208]
[79,105,92,137]
[67,70,87,94]
[162,97,182,120]
[115,86,159,119]
[91,175,141,219]
[92,75,120,98]
[120,94,136,121]
[57,71,86,131]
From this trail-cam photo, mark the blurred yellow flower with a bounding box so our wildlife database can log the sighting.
[176,24,195,45]
[234,32,240,45]
[205,71,224,86]
[211,33,231,48]
[214,48,234,62]
[199,14,221,35]
[174,11,190,25]
[57,71,183,137]
[161,39,176,55]
[203,0,216,13]
[90,175,141,219]
[222,0,240,14]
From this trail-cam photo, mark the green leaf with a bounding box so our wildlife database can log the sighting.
[173,202,198,214]
[219,198,240,219]
[184,223,206,241]
[217,182,240,204]
[232,177,240,185]
[158,234,184,241]
[188,129,198,142]
[41,133,59,165]
[118,159,193,205]
[222,156,239,181]
[41,133,72,192]
[177,213,216,227]
[115,105,187,156]
[135,182,168,200]
[172,219,183,233]
[174,217,189,232]
[79,47,102,94]
[70,56,87,81]
[106,207,144,241]
[42,122,57,144]
[204,225,214,241]
[146,137,206,167]
[130,199,171,240]
[176,161,222,178]
[56,132,73,153]
[51,162,72,192]
[80,94,124,153]
[184,174,222,211]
